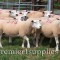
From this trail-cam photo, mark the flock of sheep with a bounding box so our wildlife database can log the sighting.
[0,9,60,52]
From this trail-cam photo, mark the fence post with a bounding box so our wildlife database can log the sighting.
[18,0,20,10]
[6,0,8,9]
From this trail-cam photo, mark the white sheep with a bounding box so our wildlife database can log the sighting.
[38,19,60,51]
[43,11,60,20]
[0,19,41,48]
[43,11,52,18]
[9,10,20,18]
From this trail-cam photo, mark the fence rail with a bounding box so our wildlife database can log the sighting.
[0,1,47,10]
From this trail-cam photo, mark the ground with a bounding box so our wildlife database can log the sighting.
[0,37,60,60]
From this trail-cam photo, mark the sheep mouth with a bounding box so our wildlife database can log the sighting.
[21,16,28,21]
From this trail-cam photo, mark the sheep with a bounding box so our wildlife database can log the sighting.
[9,10,20,18]
[43,11,52,18]
[0,9,18,43]
[0,19,41,48]
[26,18,42,47]
[0,9,20,19]
[26,11,44,18]
[0,9,18,21]
[37,19,60,51]
[43,11,60,20]
[0,9,13,20]
[19,10,30,20]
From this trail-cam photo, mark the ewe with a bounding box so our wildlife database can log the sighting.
[0,19,41,48]
[38,19,60,51]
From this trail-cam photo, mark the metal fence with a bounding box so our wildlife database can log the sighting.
[0,0,48,10]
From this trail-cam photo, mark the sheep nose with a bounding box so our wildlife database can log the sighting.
[24,16,28,20]
[16,14,18,16]
[24,16,27,18]
[21,17,24,21]
[21,17,23,19]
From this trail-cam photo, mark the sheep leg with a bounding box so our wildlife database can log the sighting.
[40,36,45,45]
[23,36,30,48]
[49,38,53,44]
[0,35,2,48]
[36,33,40,47]
[9,36,12,43]
[22,39,25,48]
[55,36,59,51]
[36,38,38,47]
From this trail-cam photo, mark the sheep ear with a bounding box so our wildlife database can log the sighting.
[57,18,60,20]
[43,11,44,14]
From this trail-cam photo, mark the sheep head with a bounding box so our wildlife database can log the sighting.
[31,20,41,29]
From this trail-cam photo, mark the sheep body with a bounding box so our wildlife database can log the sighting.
[0,19,41,48]
[39,19,60,51]
[27,11,44,18]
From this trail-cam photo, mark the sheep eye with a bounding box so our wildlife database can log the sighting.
[20,13,22,14]
[57,18,60,20]
[43,12,44,14]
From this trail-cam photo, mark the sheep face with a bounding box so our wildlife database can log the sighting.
[20,11,29,21]
[44,11,52,17]
[20,10,29,16]
[14,15,23,21]
[31,20,41,29]
[9,10,19,17]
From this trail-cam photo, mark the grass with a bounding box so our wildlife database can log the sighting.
[0,46,60,60]
[0,36,60,60]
